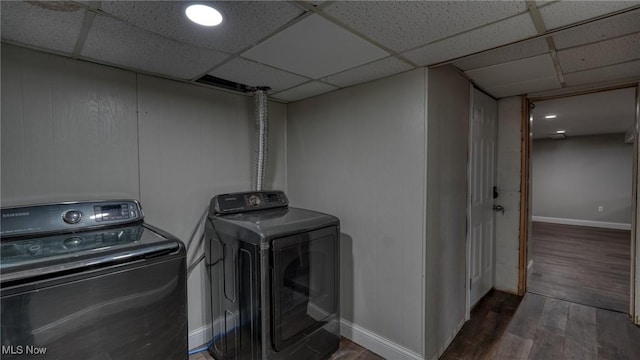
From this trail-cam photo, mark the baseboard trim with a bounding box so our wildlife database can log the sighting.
[340,319,424,360]
[532,216,631,230]
[191,319,426,359]
[188,324,212,352]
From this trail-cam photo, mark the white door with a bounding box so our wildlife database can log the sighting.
[468,87,498,309]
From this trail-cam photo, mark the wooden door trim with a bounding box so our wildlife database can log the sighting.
[629,82,640,325]
[518,96,530,296]
[520,84,640,314]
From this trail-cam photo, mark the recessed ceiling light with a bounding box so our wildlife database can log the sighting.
[556,130,566,134]
[545,115,557,119]
[185,4,223,26]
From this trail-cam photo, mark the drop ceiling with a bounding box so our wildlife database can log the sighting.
[1,1,640,102]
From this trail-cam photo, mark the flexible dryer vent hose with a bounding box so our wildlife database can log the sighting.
[253,88,269,191]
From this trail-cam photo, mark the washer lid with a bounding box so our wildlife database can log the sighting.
[0,224,180,285]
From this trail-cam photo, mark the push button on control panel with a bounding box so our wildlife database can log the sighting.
[62,210,83,224]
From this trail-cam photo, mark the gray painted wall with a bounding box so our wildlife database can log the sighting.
[495,97,522,293]
[1,45,139,205]
[0,44,287,346]
[287,69,427,358]
[425,66,469,359]
[532,134,633,225]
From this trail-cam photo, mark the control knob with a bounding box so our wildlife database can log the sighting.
[248,195,261,207]
[62,210,83,224]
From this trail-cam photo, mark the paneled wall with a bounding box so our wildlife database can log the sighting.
[425,66,471,359]
[1,44,139,205]
[0,44,287,348]
[136,75,287,344]
[287,69,427,359]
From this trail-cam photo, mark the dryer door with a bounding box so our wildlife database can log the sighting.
[271,226,338,352]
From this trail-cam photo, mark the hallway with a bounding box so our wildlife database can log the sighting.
[528,221,630,312]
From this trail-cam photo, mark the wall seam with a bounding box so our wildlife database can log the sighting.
[135,73,142,201]
[421,66,428,358]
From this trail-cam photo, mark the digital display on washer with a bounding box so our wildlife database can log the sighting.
[101,205,122,215]
[95,204,129,221]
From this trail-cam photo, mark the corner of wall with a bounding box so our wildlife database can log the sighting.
[421,65,429,360]
[494,96,523,294]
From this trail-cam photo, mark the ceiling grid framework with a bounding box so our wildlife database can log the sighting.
[71,7,96,58]
[294,0,419,68]
[457,2,640,97]
[1,0,639,102]
[526,0,567,87]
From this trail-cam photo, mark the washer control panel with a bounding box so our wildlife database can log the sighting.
[213,191,288,215]
[1,200,143,238]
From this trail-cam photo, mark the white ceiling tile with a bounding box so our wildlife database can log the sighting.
[454,37,549,71]
[242,14,389,79]
[538,1,640,30]
[82,15,229,80]
[270,81,338,102]
[465,54,561,97]
[557,32,640,73]
[209,58,308,92]
[99,1,304,54]
[485,76,562,98]
[403,13,537,66]
[322,57,414,88]
[323,1,527,52]
[564,59,640,86]
[0,1,85,54]
[553,9,640,49]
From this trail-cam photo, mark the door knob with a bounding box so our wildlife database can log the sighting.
[493,205,504,215]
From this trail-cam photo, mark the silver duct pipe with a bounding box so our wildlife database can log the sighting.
[252,88,269,191]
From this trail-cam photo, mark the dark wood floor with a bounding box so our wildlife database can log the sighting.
[528,222,630,312]
[189,337,382,360]
[441,289,523,360]
[440,291,640,360]
[493,292,640,360]
[189,290,640,360]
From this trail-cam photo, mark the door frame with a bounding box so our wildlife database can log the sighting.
[465,84,473,320]
[519,96,531,296]
[519,82,640,323]
[634,82,640,323]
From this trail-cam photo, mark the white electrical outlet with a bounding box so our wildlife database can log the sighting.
[598,206,604,212]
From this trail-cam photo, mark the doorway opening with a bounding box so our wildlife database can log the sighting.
[524,86,638,314]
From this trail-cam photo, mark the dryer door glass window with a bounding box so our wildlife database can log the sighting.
[271,226,337,351]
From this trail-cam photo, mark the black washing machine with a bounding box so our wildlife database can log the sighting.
[205,191,340,360]
[0,200,187,360]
